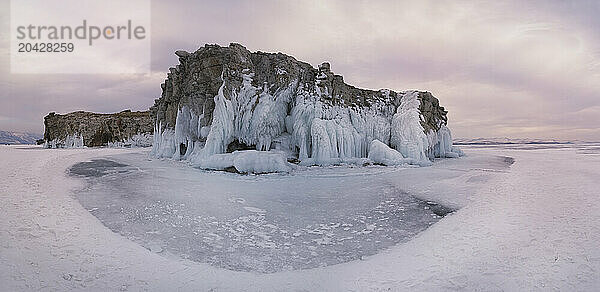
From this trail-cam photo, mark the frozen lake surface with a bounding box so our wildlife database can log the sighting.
[4,144,599,290]
[70,154,452,273]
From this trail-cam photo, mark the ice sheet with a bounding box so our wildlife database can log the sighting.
[69,153,451,273]
[2,144,599,290]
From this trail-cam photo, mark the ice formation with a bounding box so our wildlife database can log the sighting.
[44,134,84,148]
[368,139,411,166]
[150,44,463,172]
[107,133,154,148]
[45,133,153,149]
[196,150,292,173]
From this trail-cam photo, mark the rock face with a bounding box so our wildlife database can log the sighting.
[150,43,461,166]
[43,110,154,148]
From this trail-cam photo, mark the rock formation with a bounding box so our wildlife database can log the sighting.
[150,43,462,169]
[43,110,153,148]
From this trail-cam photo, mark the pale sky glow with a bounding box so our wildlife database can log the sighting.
[1,0,599,140]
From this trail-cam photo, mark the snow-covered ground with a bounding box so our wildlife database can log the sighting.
[1,143,599,290]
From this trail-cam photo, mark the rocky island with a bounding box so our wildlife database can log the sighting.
[43,43,462,172]
[150,43,462,172]
[43,110,153,148]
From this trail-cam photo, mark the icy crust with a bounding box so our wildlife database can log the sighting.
[107,133,153,148]
[391,91,463,160]
[45,133,153,149]
[196,150,293,173]
[44,134,84,148]
[151,75,293,163]
[367,139,427,166]
[151,72,463,172]
[391,91,430,160]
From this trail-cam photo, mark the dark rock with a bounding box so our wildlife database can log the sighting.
[150,43,449,135]
[175,50,190,58]
[43,110,153,147]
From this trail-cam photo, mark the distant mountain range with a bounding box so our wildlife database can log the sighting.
[0,130,43,145]
[453,137,576,145]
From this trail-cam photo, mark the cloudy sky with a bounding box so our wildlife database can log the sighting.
[1,0,599,140]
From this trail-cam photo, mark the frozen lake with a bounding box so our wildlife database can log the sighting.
[70,153,452,273]
[6,144,598,290]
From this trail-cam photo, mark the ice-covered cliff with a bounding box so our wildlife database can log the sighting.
[43,110,153,148]
[150,43,462,171]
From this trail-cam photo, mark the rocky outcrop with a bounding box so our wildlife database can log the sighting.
[43,110,153,148]
[150,43,462,166]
